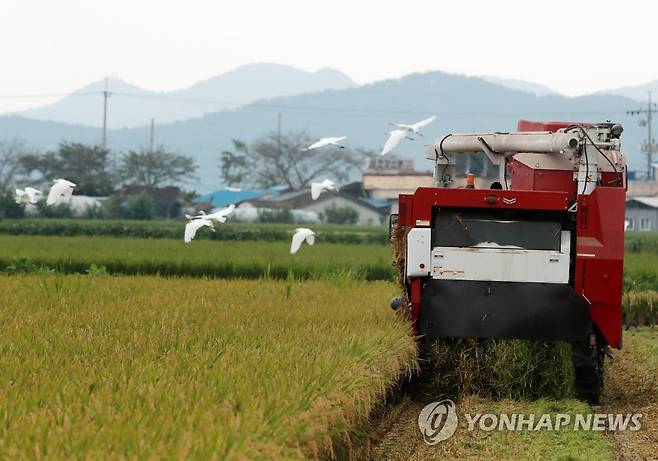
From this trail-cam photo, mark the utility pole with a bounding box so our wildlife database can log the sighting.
[277,112,282,157]
[101,77,110,150]
[627,91,658,180]
[149,118,155,154]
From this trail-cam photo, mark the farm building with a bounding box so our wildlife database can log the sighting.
[240,189,386,226]
[362,158,433,200]
[114,186,184,218]
[194,185,287,208]
[627,179,658,197]
[626,197,658,232]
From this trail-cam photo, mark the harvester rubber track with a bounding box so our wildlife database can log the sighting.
[571,342,604,405]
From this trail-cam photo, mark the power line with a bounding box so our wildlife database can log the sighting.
[0,88,634,120]
[149,118,155,154]
[0,91,100,99]
[101,78,110,150]
[627,91,658,180]
[111,90,629,118]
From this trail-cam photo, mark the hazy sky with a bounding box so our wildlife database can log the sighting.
[0,0,655,112]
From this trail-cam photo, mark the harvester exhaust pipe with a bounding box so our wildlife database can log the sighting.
[426,131,581,159]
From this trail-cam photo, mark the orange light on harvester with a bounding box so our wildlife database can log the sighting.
[466,173,475,189]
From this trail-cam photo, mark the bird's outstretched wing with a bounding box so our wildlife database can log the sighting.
[390,122,410,130]
[205,204,236,223]
[411,115,436,130]
[306,139,328,150]
[290,231,306,254]
[184,219,213,243]
[46,184,61,206]
[219,204,235,217]
[329,136,346,143]
[47,179,76,205]
[311,182,323,200]
[381,130,407,155]
[47,181,73,205]
[24,187,41,203]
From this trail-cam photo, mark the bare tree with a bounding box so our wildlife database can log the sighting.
[0,139,30,193]
[220,131,372,189]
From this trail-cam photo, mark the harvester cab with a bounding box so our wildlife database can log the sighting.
[394,120,627,403]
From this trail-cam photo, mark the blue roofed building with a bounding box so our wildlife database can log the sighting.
[194,185,288,208]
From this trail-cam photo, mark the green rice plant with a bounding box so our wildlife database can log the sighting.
[0,275,417,459]
[625,232,658,253]
[0,235,396,281]
[0,218,388,244]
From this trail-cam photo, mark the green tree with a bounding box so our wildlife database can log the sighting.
[220,131,371,189]
[119,147,197,188]
[21,142,114,196]
[121,192,155,220]
[35,201,73,219]
[0,139,31,193]
[0,192,25,218]
[323,206,359,225]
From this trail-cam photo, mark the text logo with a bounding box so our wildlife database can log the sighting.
[418,399,458,445]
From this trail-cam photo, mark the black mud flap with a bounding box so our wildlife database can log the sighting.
[418,280,591,342]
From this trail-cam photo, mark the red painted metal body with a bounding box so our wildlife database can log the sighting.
[400,121,626,348]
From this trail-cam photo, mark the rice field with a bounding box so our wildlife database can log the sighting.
[0,235,395,280]
[0,274,416,459]
[1,230,656,459]
[1,235,657,286]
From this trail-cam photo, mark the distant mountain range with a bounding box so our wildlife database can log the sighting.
[17,63,356,128]
[594,80,658,103]
[0,69,650,191]
[480,76,559,97]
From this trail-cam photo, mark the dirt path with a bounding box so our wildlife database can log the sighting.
[603,328,658,460]
[361,328,657,461]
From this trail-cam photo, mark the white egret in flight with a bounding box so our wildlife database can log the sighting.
[311,179,338,200]
[290,228,315,254]
[184,218,215,243]
[186,204,235,224]
[46,179,76,206]
[15,187,42,205]
[305,136,346,150]
[390,115,436,136]
[381,129,413,156]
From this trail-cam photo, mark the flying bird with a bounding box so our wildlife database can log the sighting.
[311,179,338,200]
[14,187,42,205]
[390,115,436,136]
[184,217,215,243]
[46,179,76,206]
[290,228,315,254]
[305,136,346,150]
[381,129,413,156]
[186,204,235,224]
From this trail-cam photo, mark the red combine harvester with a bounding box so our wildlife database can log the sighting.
[393,120,626,403]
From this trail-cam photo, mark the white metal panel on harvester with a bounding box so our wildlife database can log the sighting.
[430,231,571,284]
[406,228,431,277]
